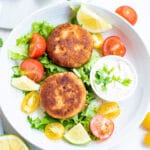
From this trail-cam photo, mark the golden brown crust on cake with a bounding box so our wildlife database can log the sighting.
[47,23,93,68]
[40,72,87,119]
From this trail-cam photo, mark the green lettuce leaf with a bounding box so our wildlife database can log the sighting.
[38,54,68,76]
[27,113,59,131]
[11,66,22,77]
[8,44,29,60]
[32,21,55,39]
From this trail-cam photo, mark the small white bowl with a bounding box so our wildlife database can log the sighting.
[90,55,138,101]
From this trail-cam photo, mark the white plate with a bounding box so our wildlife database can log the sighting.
[0,2,150,150]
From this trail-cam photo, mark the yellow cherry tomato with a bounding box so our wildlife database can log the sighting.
[144,132,150,147]
[45,123,65,140]
[21,91,40,114]
[142,112,150,131]
[97,102,120,119]
[92,33,104,49]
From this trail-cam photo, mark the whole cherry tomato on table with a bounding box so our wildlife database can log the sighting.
[20,58,44,82]
[29,33,46,58]
[102,36,126,57]
[115,6,137,25]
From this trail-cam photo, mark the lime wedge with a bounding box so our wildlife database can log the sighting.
[77,5,112,33]
[11,75,40,91]
[64,123,91,145]
[0,134,29,150]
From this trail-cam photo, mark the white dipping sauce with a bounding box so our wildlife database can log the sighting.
[90,56,137,101]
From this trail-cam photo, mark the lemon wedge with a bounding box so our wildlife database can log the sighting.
[77,5,112,33]
[64,123,91,145]
[0,134,29,150]
[11,75,40,91]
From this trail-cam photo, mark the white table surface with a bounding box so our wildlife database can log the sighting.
[0,0,150,149]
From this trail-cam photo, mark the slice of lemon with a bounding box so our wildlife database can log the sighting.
[77,5,112,33]
[11,75,40,91]
[0,134,29,150]
[64,123,91,145]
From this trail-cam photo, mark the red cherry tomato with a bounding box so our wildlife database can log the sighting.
[29,33,46,58]
[20,58,44,82]
[115,6,137,25]
[102,36,126,57]
[90,115,114,141]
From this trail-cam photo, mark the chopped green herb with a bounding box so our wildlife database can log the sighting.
[94,70,104,84]
[95,70,112,91]
[0,38,3,47]
[121,78,132,86]
[112,75,121,82]
[94,64,132,91]
[102,64,114,75]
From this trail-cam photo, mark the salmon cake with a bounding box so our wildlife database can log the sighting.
[40,72,87,119]
[47,23,93,68]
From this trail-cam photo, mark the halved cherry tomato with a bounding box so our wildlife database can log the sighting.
[90,115,114,141]
[21,91,40,114]
[144,133,150,147]
[142,112,150,131]
[92,33,104,49]
[20,58,44,82]
[45,123,65,140]
[29,33,46,58]
[102,36,126,57]
[115,6,137,25]
[98,102,120,119]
